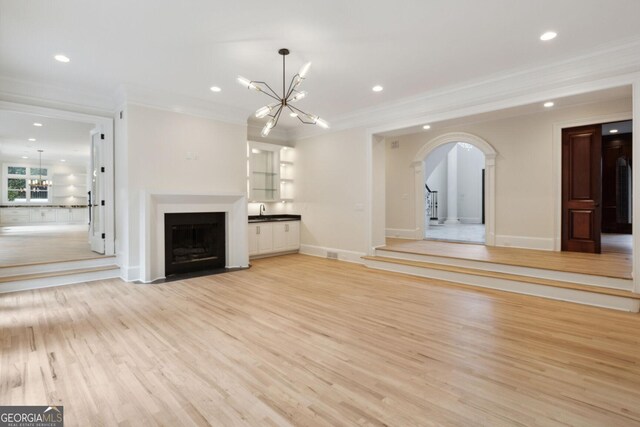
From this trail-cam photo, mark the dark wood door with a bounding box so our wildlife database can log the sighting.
[562,125,602,253]
[602,133,632,234]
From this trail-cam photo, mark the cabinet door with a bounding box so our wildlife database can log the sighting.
[272,222,288,252]
[42,209,57,222]
[248,224,259,256]
[285,221,300,250]
[56,209,71,222]
[257,223,274,254]
[72,208,87,223]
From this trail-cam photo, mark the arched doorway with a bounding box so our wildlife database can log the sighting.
[412,132,497,245]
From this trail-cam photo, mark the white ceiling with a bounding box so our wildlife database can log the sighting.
[0,111,93,165]
[1,0,640,128]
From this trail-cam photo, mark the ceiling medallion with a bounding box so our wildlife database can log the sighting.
[238,48,329,137]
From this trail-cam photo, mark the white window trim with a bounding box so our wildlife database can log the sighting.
[3,162,53,204]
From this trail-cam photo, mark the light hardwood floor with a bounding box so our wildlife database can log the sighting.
[2,254,640,426]
[384,238,632,279]
[0,225,103,267]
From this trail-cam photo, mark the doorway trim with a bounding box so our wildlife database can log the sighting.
[552,112,632,251]
[411,132,497,245]
[0,100,116,256]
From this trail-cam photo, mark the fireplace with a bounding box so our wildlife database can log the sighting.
[164,212,225,276]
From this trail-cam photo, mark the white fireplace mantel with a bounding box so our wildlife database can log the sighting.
[139,190,249,283]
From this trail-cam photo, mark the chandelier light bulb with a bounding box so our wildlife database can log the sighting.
[261,124,272,137]
[237,76,260,91]
[289,91,307,102]
[315,118,329,129]
[298,62,311,79]
[255,104,275,118]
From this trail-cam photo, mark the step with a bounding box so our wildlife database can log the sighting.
[0,256,117,278]
[0,265,121,294]
[375,248,632,290]
[362,255,640,312]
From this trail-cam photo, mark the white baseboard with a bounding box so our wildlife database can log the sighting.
[385,228,420,239]
[120,265,140,282]
[495,235,555,251]
[459,217,482,224]
[299,244,366,264]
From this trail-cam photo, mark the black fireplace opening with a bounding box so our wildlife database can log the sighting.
[164,212,225,276]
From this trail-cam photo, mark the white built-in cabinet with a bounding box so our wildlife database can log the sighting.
[248,221,300,257]
[0,207,88,225]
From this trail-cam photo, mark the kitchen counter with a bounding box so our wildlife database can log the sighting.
[248,214,301,223]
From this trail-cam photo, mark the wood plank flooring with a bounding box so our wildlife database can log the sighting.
[2,254,640,426]
[0,225,103,267]
[383,238,632,279]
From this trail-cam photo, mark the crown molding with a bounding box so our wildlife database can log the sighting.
[0,75,116,117]
[289,36,640,140]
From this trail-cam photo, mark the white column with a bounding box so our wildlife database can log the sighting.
[632,80,640,296]
[445,145,460,224]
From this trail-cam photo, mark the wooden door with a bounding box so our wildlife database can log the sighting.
[602,133,632,234]
[562,125,602,253]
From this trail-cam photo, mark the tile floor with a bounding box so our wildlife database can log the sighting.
[425,223,485,244]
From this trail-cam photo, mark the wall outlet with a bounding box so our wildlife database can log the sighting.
[327,251,338,260]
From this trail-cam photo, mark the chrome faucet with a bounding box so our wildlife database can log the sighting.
[259,204,266,216]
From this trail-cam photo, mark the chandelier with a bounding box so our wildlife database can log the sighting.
[238,48,329,137]
[29,149,51,190]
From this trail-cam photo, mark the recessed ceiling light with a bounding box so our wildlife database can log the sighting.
[544,101,555,108]
[540,31,557,41]
[21,156,29,159]
[610,129,619,134]
[60,159,66,162]
[209,86,221,92]
[28,138,36,142]
[289,112,298,117]
[423,125,431,130]
[372,85,384,92]
[33,122,43,127]
[54,54,70,63]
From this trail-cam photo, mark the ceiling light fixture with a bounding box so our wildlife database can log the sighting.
[21,156,28,159]
[540,31,557,41]
[33,122,43,127]
[210,86,221,92]
[54,54,70,63]
[372,85,384,92]
[610,129,619,134]
[238,48,328,137]
[60,159,66,162]
[29,150,52,190]
[423,125,431,130]
[544,101,555,108]
[28,138,36,142]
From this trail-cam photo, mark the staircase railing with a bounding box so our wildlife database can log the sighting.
[425,184,438,221]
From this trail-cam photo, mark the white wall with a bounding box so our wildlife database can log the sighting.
[116,104,247,280]
[456,144,484,223]
[293,127,369,259]
[384,97,632,248]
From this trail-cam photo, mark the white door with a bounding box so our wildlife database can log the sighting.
[89,131,105,254]
[248,224,259,256]
[272,222,287,252]
[257,223,274,254]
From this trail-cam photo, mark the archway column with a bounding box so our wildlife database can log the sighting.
[444,146,460,224]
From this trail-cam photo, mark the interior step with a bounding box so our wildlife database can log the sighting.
[0,256,116,278]
[0,265,121,294]
[375,248,632,290]
[362,255,640,312]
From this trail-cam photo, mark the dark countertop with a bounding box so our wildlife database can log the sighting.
[0,205,88,208]
[248,214,301,223]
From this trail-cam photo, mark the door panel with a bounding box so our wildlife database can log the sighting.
[89,131,105,254]
[562,125,602,253]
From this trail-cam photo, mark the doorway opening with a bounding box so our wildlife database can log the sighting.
[424,142,486,244]
[0,107,114,267]
[561,119,632,255]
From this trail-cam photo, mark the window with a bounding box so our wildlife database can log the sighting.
[4,164,51,203]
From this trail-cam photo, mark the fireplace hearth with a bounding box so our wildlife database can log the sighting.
[164,212,225,276]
